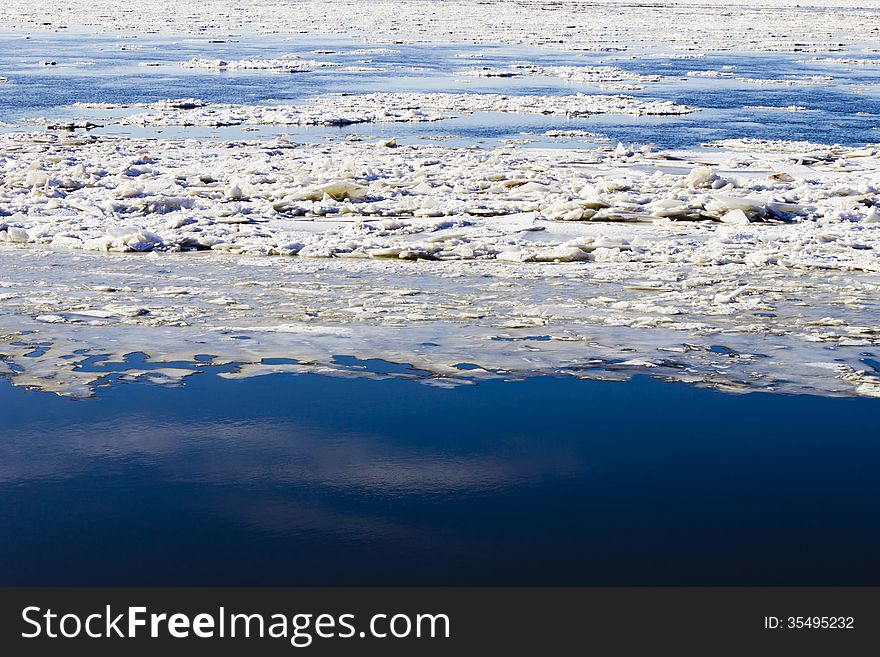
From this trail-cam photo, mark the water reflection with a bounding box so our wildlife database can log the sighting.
[0,373,878,585]
[0,408,579,493]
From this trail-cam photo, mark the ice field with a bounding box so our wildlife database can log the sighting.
[0,0,879,398]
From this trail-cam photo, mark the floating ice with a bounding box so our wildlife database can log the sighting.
[743,105,809,112]
[1,238,879,399]
[460,64,661,86]
[1,0,874,56]
[805,57,880,66]
[92,92,696,128]
[686,70,733,78]
[0,133,878,272]
[735,76,832,86]
[1,0,878,402]
[181,57,337,72]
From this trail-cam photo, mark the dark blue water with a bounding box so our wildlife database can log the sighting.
[1,31,878,148]
[1,372,878,585]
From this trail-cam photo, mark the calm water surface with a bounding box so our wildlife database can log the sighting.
[0,372,877,585]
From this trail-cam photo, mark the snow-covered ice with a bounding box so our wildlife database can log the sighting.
[1,131,879,398]
[181,57,338,73]
[70,92,695,128]
[0,0,878,399]
[1,0,877,56]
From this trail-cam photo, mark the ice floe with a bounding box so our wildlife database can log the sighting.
[805,57,880,66]
[460,64,661,86]
[181,57,338,72]
[743,105,809,112]
[734,76,832,86]
[83,92,696,128]
[1,235,879,399]
[1,0,876,58]
[1,133,878,272]
[1,127,878,399]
